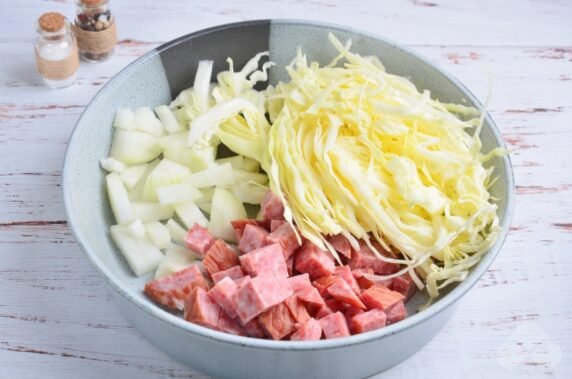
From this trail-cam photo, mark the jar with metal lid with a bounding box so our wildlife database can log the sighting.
[74,0,117,62]
[35,12,80,89]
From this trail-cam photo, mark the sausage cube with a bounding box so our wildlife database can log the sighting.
[242,317,266,338]
[238,224,270,253]
[266,222,301,259]
[344,306,365,325]
[290,318,322,341]
[352,268,382,290]
[334,265,361,295]
[258,302,296,340]
[234,274,293,323]
[319,312,350,339]
[385,301,408,324]
[144,264,208,310]
[203,239,240,277]
[295,240,335,279]
[391,274,417,302]
[349,309,387,334]
[208,277,239,319]
[315,303,334,319]
[360,285,404,311]
[261,191,285,221]
[288,274,325,306]
[211,265,245,284]
[184,287,220,330]
[217,311,246,336]
[326,234,352,259]
[325,299,351,314]
[312,275,337,297]
[327,277,366,309]
[284,295,311,324]
[239,243,289,279]
[230,219,260,241]
[349,241,399,275]
[184,223,215,256]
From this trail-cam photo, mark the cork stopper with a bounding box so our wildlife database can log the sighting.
[38,12,65,33]
[80,0,107,7]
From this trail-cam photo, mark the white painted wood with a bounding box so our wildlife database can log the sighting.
[1,1,570,378]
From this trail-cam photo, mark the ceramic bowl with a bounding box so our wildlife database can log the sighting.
[63,20,514,379]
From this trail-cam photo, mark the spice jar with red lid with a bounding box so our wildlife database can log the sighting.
[74,0,117,62]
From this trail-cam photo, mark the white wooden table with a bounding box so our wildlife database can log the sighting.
[1,1,571,378]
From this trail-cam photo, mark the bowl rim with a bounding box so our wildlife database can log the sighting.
[63,18,515,351]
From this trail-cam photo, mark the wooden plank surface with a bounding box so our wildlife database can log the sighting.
[1,0,570,378]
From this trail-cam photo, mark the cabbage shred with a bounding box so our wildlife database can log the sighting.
[184,34,502,300]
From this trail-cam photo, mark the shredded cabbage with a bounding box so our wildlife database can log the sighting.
[179,34,502,300]
[265,34,501,300]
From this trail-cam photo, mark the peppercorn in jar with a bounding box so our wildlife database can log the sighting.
[74,0,117,62]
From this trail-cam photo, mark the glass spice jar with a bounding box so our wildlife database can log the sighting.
[34,12,79,89]
[74,0,117,62]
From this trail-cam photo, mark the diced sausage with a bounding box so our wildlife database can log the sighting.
[385,301,407,324]
[258,302,296,340]
[295,240,335,279]
[288,274,325,306]
[297,286,325,307]
[242,318,266,338]
[344,306,365,325]
[233,274,293,323]
[349,309,387,334]
[352,268,378,290]
[391,273,417,302]
[234,276,250,288]
[327,277,366,309]
[334,265,361,295]
[360,285,404,311]
[349,241,400,275]
[325,299,351,314]
[284,296,311,324]
[270,220,287,232]
[290,318,322,341]
[315,303,334,319]
[312,275,337,297]
[326,234,352,259]
[230,219,259,241]
[184,223,215,256]
[266,222,300,259]
[319,312,350,339]
[208,277,239,319]
[261,191,285,221]
[144,264,208,310]
[238,224,270,253]
[184,287,220,330]
[211,265,245,284]
[239,243,289,279]
[217,311,247,336]
[352,268,393,290]
[203,239,240,277]
[287,274,312,291]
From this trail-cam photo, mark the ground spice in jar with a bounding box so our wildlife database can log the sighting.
[35,12,79,88]
[73,0,117,62]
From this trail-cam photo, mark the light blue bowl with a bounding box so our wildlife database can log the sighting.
[63,20,515,379]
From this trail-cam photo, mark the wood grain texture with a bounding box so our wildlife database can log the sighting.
[1,0,570,378]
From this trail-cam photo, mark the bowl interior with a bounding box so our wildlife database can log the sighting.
[64,20,513,346]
